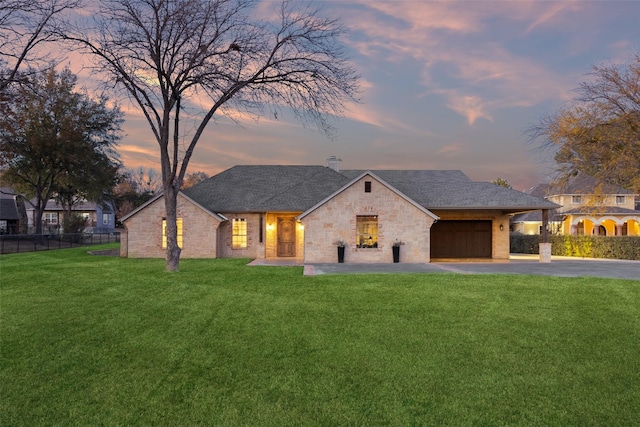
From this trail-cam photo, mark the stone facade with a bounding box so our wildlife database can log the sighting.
[214,212,307,260]
[217,213,263,259]
[301,175,436,263]
[121,172,524,261]
[264,213,304,261]
[122,194,221,258]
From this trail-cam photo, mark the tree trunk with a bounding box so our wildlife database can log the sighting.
[164,185,181,272]
[34,204,46,245]
[34,205,44,235]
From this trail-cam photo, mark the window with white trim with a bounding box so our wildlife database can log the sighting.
[616,196,626,204]
[571,195,582,204]
[44,213,58,224]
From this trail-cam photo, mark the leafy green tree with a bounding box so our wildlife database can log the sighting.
[65,0,360,271]
[62,212,88,234]
[528,51,640,192]
[0,67,123,234]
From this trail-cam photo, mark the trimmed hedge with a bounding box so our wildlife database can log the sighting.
[510,234,640,261]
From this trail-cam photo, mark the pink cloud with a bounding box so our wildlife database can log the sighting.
[442,93,492,125]
[436,142,465,157]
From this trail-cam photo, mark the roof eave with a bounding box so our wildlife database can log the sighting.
[430,205,560,212]
[120,191,227,223]
[299,170,439,221]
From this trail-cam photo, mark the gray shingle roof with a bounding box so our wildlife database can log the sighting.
[512,210,564,222]
[0,189,20,220]
[343,170,558,210]
[183,165,349,212]
[0,198,19,220]
[183,166,557,214]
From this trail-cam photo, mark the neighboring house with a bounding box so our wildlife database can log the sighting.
[120,160,557,263]
[0,188,27,234]
[512,174,640,236]
[25,199,117,234]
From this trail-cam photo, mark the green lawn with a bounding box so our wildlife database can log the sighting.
[1,245,639,426]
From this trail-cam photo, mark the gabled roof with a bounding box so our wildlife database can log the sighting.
[512,210,564,223]
[24,198,114,213]
[134,165,557,217]
[298,170,439,220]
[0,188,18,199]
[120,191,227,223]
[341,170,558,211]
[0,199,20,220]
[183,165,349,212]
[0,188,20,220]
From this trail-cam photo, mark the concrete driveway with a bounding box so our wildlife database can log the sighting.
[300,255,640,280]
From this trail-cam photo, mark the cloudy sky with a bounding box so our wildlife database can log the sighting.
[86,1,640,191]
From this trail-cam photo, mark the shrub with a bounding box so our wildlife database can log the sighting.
[62,213,89,234]
[510,234,640,260]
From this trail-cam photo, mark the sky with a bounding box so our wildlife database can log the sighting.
[73,1,640,191]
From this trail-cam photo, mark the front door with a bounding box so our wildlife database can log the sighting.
[277,217,296,257]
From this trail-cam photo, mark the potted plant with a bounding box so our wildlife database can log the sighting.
[334,240,347,263]
[392,240,404,263]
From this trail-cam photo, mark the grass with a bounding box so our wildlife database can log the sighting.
[1,245,640,426]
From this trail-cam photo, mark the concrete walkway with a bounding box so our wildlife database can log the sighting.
[249,255,640,280]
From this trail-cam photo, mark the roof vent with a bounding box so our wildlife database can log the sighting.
[327,156,341,172]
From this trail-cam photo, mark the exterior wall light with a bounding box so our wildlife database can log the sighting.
[500,224,504,231]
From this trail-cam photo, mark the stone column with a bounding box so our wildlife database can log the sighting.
[617,224,624,236]
[539,242,552,263]
[540,209,551,263]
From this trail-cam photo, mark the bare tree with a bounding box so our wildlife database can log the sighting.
[128,166,163,195]
[181,171,210,189]
[527,51,640,192]
[0,0,80,90]
[64,0,360,271]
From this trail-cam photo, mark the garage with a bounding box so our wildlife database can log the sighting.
[430,220,492,258]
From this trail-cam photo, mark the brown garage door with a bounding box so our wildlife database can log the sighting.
[430,220,492,258]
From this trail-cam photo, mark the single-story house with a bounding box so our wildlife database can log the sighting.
[512,174,640,236]
[120,159,558,263]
